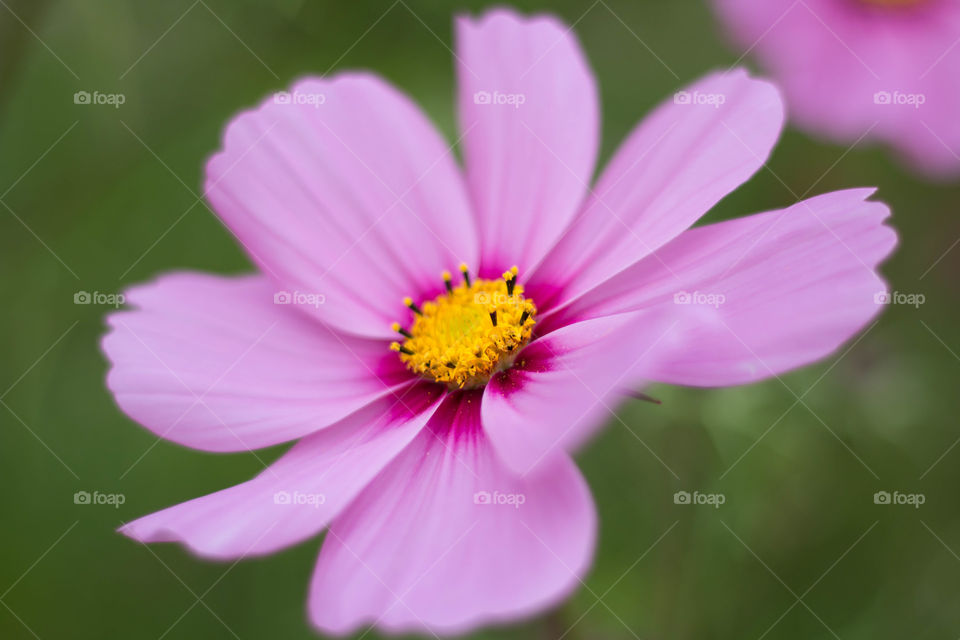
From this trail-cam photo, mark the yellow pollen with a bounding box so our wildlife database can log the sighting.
[392,267,537,389]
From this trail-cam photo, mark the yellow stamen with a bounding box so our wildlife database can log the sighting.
[390,341,414,356]
[403,297,423,315]
[392,267,537,389]
[503,265,518,295]
[392,322,412,339]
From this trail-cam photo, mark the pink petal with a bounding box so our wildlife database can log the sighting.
[530,68,784,307]
[455,8,599,278]
[119,386,443,559]
[205,73,479,339]
[102,272,410,451]
[482,311,681,475]
[308,392,596,636]
[546,189,897,386]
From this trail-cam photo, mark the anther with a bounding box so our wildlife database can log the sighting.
[503,266,518,296]
[519,310,530,325]
[391,322,413,339]
[629,390,662,405]
[390,342,414,356]
[459,263,471,288]
[489,309,498,326]
[403,297,423,315]
[442,271,453,294]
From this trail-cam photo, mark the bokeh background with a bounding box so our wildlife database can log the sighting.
[1,0,959,638]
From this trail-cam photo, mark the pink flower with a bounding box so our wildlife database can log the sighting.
[103,8,896,636]
[711,0,960,178]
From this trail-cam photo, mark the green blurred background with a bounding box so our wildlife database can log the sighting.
[1,0,958,638]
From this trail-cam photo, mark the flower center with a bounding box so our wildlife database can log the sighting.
[391,264,537,389]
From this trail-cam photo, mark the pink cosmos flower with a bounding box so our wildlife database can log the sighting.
[711,0,960,178]
[103,7,896,636]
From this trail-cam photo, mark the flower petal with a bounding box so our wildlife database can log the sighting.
[530,68,784,307]
[102,272,410,451]
[545,189,897,386]
[119,386,443,559]
[456,8,599,277]
[482,311,681,475]
[308,392,596,636]
[205,73,479,339]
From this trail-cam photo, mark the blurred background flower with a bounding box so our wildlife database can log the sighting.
[711,0,960,178]
[1,1,959,639]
